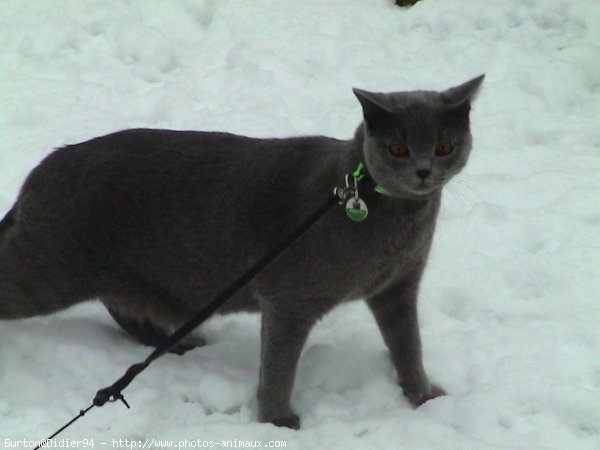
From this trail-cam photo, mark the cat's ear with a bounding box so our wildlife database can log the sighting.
[441,74,485,106]
[353,88,393,127]
[441,74,485,117]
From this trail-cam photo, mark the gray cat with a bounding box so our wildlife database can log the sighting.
[0,75,484,428]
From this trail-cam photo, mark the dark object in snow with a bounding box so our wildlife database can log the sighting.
[396,0,421,6]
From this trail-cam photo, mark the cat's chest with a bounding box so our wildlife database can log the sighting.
[342,195,438,250]
[343,209,437,299]
[256,196,440,300]
[338,203,437,279]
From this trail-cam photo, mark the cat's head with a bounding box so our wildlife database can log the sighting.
[353,75,484,198]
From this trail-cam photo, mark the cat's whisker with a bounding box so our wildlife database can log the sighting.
[449,175,483,200]
[444,183,471,218]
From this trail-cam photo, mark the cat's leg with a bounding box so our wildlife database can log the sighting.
[103,300,205,355]
[366,275,445,406]
[257,298,321,429]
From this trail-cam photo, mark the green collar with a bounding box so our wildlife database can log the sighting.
[352,162,393,196]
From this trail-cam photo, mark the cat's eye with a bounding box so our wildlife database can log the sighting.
[388,143,410,158]
[435,142,454,157]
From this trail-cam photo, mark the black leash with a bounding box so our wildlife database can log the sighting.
[33,169,375,448]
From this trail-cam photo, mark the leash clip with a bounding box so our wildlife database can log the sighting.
[109,392,130,409]
[334,172,368,222]
[94,388,130,409]
[334,173,354,204]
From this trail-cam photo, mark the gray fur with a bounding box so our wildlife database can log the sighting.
[0,75,484,428]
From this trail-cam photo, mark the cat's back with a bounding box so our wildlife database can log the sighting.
[19,129,260,202]
[25,128,339,183]
[36,128,258,169]
[82,128,258,155]
[15,128,344,262]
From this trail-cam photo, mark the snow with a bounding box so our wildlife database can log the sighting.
[1,0,599,448]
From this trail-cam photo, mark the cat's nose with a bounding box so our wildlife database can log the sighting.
[415,169,431,180]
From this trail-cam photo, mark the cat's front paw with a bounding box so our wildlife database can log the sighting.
[267,413,300,430]
[404,383,446,407]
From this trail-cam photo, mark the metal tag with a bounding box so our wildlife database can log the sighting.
[345,197,368,222]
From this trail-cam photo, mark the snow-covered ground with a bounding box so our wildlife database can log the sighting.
[1,0,599,448]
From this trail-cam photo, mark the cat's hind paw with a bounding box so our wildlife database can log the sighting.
[268,414,300,430]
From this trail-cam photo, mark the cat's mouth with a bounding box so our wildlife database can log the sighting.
[374,174,445,198]
[405,180,443,196]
